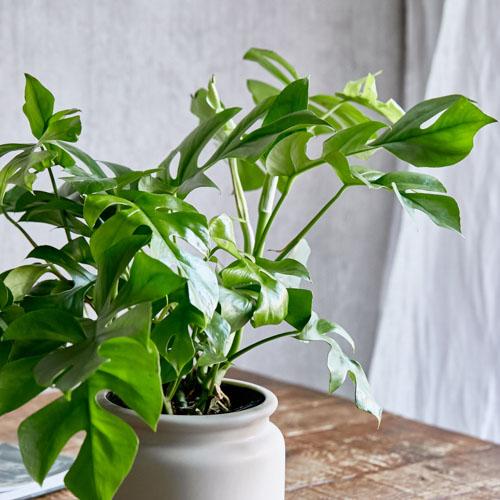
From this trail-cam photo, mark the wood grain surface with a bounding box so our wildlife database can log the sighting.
[1,369,499,499]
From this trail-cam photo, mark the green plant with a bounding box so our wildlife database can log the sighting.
[0,48,495,500]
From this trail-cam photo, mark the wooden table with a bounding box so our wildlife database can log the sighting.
[1,369,499,499]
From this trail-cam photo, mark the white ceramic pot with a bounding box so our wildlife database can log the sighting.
[97,378,285,500]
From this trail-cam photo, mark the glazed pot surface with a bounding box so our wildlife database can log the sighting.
[97,379,285,500]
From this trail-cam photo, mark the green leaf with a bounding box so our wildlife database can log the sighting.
[322,121,388,157]
[0,143,36,159]
[275,238,311,288]
[34,303,153,393]
[40,114,82,142]
[246,79,280,104]
[4,264,48,301]
[0,149,59,203]
[295,313,380,421]
[112,252,185,312]
[94,233,151,312]
[218,286,254,332]
[203,311,231,357]
[370,95,497,167]
[62,237,95,266]
[393,185,461,233]
[157,108,240,194]
[324,151,355,185]
[52,142,107,178]
[336,73,404,123]
[86,193,218,319]
[0,355,45,415]
[244,48,299,85]
[263,78,309,126]
[221,111,330,162]
[348,360,383,421]
[28,246,94,285]
[4,309,85,343]
[19,335,162,500]
[221,259,288,326]
[266,131,313,177]
[372,171,446,193]
[152,305,202,375]
[285,288,312,330]
[310,95,370,128]
[237,160,266,191]
[61,165,116,194]
[23,74,55,139]
[0,279,13,309]
[209,214,241,259]
[255,257,311,282]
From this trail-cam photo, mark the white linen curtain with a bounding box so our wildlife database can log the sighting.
[370,0,500,443]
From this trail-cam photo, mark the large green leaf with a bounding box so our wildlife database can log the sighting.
[85,193,218,319]
[221,258,288,327]
[0,355,45,415]
[18,335,162,500]
[112,252,185,313]
[94,233,151,313]
[4,309,85,344]
[217,286,254,333]
[23,74,55,139]
[370,95,496,167]
[34,303,153,393]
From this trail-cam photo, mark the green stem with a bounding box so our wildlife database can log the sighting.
[1,206,38,248]
[228,158,254,253]
[48,167,72,242]
[1,205,69,283]
[254,175,278,246]
[253,177,293,257]
[277,185,347,261]
[227,330,297,363]
[166,377,182,400]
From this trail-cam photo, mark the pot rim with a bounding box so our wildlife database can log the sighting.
[97,378,278,431]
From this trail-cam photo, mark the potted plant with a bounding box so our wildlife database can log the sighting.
[0,48,494,500]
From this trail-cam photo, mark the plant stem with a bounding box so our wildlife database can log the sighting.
[254,175,278,247]
[253,177,293,258]
[48,166,72,242]
[227,330,297,363]
[228,158,254,253]
[277,185,347,261]
[1,206,38,248]
[1,206,70,283]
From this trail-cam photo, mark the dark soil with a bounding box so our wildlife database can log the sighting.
[106,382,265,415]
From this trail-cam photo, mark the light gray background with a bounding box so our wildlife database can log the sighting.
[0,0,404,395]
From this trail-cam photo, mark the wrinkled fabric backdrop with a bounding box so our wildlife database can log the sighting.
[371,0,500,444]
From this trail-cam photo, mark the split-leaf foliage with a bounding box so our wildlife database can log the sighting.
[0,49,495,500]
